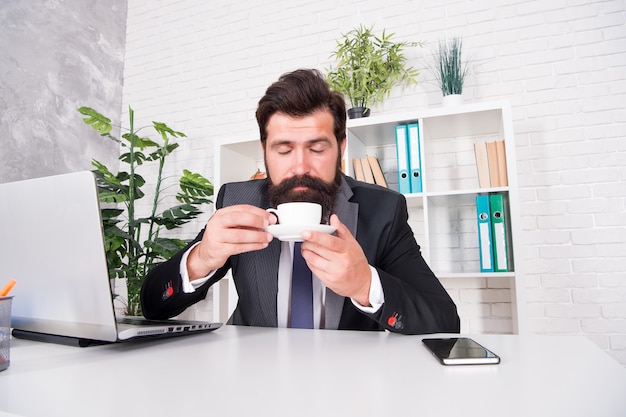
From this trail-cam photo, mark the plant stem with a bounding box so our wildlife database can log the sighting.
[127,107,138,315]
[127,107,136,245]
[144,150,166,273]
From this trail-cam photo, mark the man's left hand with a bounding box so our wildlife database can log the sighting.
[300,214,372,306]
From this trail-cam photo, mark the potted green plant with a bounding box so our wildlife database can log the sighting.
[326,25,422,118]
[434,37,470,106]
[78,106,214,316]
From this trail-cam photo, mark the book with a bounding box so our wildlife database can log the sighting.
[407,122,422,193]
[487,141,500,187]
[353,158,365,181]
[367,155,388,187]
[495,140,508,187]
[395,124,411,194]
[361,157,375,184]
[489,193,509,272]
[474,142,490,188]
[476,195,494,272]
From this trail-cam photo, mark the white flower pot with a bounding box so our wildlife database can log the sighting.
[442,94,464,107]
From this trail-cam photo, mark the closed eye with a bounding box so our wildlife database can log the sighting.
[271,138,332,155]
[273,143,293,155]
[309,140,331,153]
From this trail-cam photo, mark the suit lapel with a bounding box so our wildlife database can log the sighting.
[253,239,281,326]
[324,177,358,330]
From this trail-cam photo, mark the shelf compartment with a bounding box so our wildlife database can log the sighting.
[425,192,515,276]
[215,138,264,186]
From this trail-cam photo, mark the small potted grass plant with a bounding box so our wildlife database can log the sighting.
[434,37,470,106]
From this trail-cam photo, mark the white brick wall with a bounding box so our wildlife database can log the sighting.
[122,0,626,364]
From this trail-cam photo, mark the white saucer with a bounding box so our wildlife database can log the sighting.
[266,224,336,242]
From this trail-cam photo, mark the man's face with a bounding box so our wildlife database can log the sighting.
[264,109,345,219]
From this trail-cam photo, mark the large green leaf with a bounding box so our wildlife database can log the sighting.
[145,237,188,260]
[155,204,202,229]
[177,169,214,203]
[149,143,180,160]
[98,191,129,204]
[101,208,124,220]
[153,121,186,141]
[121,133,158,150]
[78,107,113,135]
[120,151,149,165]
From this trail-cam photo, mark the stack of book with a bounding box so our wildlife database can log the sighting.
[353,155,387,187]
[474,140,508,188]
[476,193,510,272]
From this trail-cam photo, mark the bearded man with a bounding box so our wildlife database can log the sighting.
[141,69,460,335]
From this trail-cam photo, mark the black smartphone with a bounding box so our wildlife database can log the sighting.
[422,337,501,365]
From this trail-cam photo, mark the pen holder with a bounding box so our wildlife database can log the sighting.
[0,296,13,372]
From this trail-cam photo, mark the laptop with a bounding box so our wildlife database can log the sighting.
[0,171,221,346]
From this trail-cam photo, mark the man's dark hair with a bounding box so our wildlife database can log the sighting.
[256,69,346,146]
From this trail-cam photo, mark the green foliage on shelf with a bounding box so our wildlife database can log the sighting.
[326,25,422,111]
[79,106,213,316]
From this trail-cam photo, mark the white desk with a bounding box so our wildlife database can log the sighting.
[1,326,625,417]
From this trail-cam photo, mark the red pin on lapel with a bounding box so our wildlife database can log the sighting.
[387,312,404,330]
[161,280,174,301]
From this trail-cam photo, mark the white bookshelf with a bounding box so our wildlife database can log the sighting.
[213,100,526,334]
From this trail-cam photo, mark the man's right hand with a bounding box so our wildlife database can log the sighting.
[186,204,276,280]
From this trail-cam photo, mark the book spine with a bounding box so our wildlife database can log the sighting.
[495,140,508,187]
[487,141,500,187]
[367,155,388,187]
[361,157,375,184]
[353,158,365,181]
[474,142,490,188]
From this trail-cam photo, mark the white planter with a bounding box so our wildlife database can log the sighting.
[442,94,464,107]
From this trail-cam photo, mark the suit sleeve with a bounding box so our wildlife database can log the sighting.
[358,193,460,335]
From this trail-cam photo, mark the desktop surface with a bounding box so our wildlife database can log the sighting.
[1,325,625,417]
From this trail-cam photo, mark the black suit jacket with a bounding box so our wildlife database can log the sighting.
[141,175,460,335]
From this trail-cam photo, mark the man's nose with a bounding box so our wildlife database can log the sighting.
[291,149,311,175]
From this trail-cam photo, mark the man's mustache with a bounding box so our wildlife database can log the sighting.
[272,175,334,195]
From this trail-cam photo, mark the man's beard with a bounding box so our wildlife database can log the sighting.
[267,173,341,224]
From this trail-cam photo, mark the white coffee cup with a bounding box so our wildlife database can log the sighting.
[266,202,322,226]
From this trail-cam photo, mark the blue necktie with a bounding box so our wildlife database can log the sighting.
[290,242,313,328]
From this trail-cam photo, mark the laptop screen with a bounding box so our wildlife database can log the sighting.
[0,171,119,342]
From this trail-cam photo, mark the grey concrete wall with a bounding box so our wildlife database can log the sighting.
[0,0,127,184]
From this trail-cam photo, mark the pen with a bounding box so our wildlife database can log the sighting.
[0,279,16,297]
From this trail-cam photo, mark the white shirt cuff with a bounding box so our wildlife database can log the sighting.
[351,265,384,313]
[179,242,213,293]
